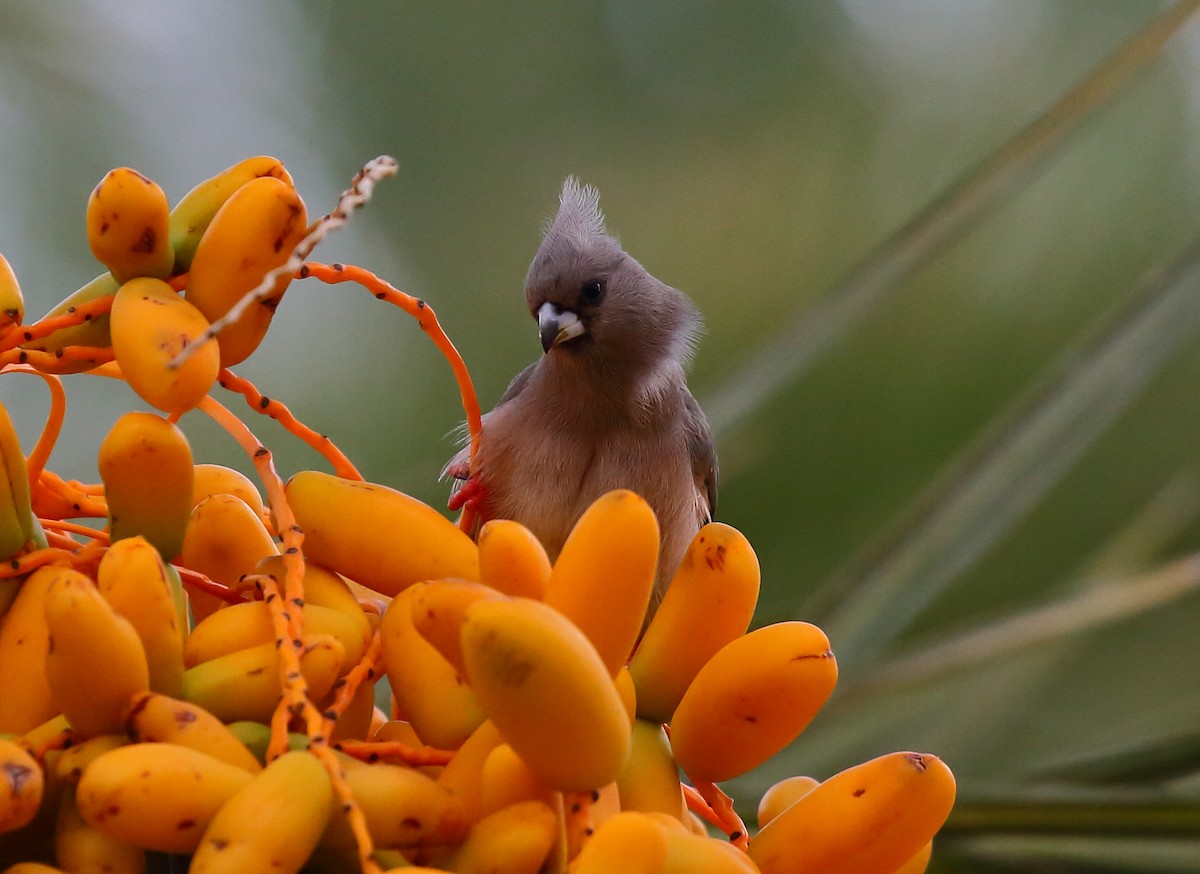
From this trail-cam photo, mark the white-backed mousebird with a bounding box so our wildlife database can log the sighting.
[447,177,717,600]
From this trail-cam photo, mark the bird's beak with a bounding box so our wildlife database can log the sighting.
[538,302,585,353]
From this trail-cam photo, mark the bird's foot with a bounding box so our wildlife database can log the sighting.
[448,474,489,515]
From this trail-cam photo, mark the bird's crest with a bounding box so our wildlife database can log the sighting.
[546,176,607,243]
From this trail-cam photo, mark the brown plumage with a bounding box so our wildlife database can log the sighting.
[448,178,716,599]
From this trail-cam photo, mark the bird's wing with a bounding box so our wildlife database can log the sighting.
[444,362,538,482]
[498,361,537,404]
[683,389,717,522]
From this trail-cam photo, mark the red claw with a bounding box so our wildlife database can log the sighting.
[448,474,489,516]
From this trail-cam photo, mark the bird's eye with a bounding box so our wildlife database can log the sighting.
[580,278,605,304]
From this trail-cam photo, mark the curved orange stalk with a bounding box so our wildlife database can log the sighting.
[1,346,114,373]
[683,781,749,851]
[23,727,75,760]
[321,630,382,730]
[0,537,106,578]
[43,530,85,550]
[174,566,246,606]
[0,294,114,353]
[300,262,483,533]
[562,790,593,862]
[39,519,107,542]
[0,366,67,489]
[35,470,107,519]
[193,394,378,870]
[217,368,361,480]
[332,740,454,769]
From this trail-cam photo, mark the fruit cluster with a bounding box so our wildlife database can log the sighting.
[0,158,956,873]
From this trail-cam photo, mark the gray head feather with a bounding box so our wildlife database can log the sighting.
[526,177,701,381]
[548,176,608,243]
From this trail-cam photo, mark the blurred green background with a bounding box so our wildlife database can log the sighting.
[3,1,1200,869]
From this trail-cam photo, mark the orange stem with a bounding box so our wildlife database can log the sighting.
[33,470,107,519]
[0,294,114,353]
[0,537,107,578]
[332,739,455,768]
[0,366,66,490]
[174,566,247,605]
[685,781,750,851]
[217,368,361,480]
[1,345,115,373]
[39,519,107,542]
[299,262,483,533]
[321,631,382,731]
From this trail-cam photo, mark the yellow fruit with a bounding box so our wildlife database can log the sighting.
[479,743,554,816]
[191,463,266,517]
[0,251,24,330]
[661,828,760,873]
[109,277,220,414]
[757,775,819,828]
[43,569,150,738]
[54,735,129,785]
[408,579,506,678]
[190,750,332,873]
[185,600,365,676]
[86,167,173,282]
[180,634,343,724]
[630,522,760,723]
[572,811,669,874]
[0,567,58,733]
[615,667,637,724]
[124,692,261,773]
[98,411,194,560]
[321,762,467,851]
[436,720,503,826]
[180,492,278,621]
[184,175,307,365]
[895,842,934,874]
[19,273,117,373]
[669,621,837,783]
[379,584,485,750]
[460,598,631,791]
[477,519,551,599]
[55,787,146,874]
[747,752,956,874]
[96,535,186,697]
[544,489,659,676]
[255,554,371,649]
[75,743,253,854]
[616,719,684,819]
[168,156,293,274]
[0,739,43,832]
[0,400,36,561]
[286,471,479,596]
[441,800,557,874]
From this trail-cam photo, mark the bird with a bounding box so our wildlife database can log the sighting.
[446,177,717,601]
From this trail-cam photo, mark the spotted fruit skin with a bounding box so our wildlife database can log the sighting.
[189,750,332,874]
[460,597,631,792]
[86,167,174,282]
[184,175,307,365]
[669,621,837,784]
[109,277,220,414]
[285,471,479,596]
[0,738,44,832]
[630,522,760,723]
[42,568,150,738]
[75,742,254,854]
[748,752,956,874]
[98,411,194,559]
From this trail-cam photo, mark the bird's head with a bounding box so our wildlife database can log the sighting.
[524,178,699,370]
